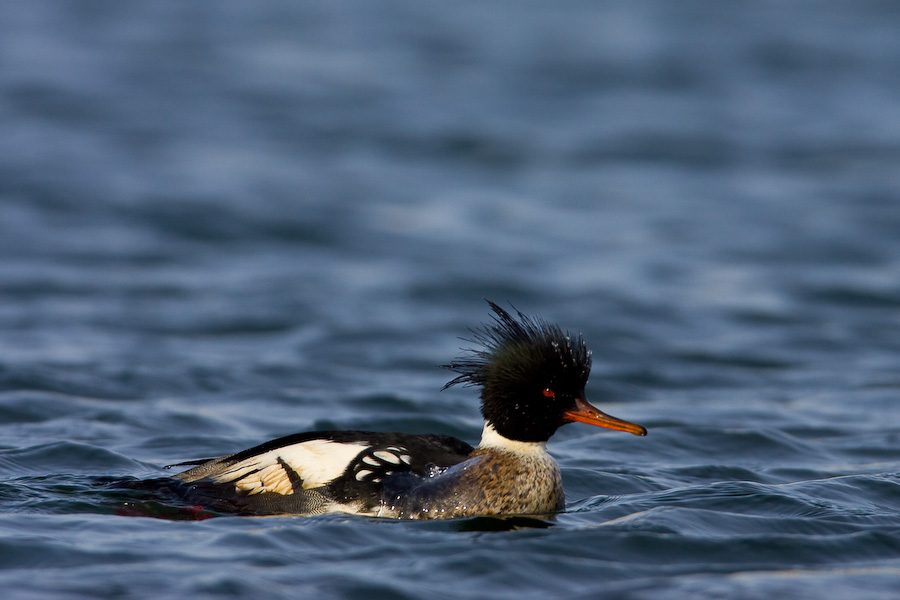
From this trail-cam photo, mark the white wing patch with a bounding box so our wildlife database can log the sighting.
[211,439,371,496]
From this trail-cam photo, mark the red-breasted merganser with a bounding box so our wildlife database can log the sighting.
[169,302,647,518]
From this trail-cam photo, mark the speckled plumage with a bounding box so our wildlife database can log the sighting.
[376,427,564,519]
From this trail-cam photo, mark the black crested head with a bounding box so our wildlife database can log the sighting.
[442,301,593,443]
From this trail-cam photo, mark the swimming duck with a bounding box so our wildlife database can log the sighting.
[169,302,646,518]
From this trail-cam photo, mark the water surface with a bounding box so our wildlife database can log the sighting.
[2,1,900,598]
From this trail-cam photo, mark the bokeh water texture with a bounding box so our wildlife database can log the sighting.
[2,1,900,598]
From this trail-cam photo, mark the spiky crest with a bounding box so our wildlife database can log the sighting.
[441,301,593,442]
[443,301,591,390]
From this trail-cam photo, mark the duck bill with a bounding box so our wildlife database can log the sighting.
[563,396,647,436]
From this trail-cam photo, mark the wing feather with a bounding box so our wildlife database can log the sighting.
[210,440,370,495]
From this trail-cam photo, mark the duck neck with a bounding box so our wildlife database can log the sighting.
[477,423,549,455]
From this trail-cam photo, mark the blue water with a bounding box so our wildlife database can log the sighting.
[3,1,900,598]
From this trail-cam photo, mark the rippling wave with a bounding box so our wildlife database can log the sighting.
[3,1,900,598]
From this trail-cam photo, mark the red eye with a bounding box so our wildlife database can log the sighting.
[542,388,555,398]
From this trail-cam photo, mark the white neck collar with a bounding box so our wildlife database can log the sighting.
[477,423,549,455]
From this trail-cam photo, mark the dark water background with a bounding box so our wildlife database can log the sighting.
[3,1,900,598]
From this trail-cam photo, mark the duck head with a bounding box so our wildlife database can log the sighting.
[444,301,647,443]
